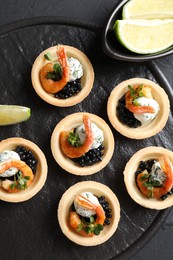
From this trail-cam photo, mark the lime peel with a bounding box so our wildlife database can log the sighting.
[0,105,31,126]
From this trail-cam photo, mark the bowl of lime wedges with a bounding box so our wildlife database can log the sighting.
[102,0,173,62]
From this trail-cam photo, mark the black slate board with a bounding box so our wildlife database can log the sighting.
[0,18,172,260]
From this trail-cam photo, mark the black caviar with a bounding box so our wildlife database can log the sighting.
[15,146,38,174]
[54,78,82,99]
[98,196,112,225]
[116,95,141,128]
[72,145,104,167]
[160,188,173,200]
[135,159,156,179]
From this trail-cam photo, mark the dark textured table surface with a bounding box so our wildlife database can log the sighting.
[0,1,173,260]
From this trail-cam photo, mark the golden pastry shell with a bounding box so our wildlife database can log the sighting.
[107,78,170,139]
[0,137,48,203]
[123,146,173,210]
[51,112,115,175]
[57,181,120,246]
[31,45,94,107]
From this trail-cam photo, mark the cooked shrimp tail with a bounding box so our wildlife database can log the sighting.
[125,91,155,114]
[0,159,34,193]
[69,211,93,237]
[125,85,155,114]
[40,45,70,93]
[95,205,106,225]
[59,115,93,158]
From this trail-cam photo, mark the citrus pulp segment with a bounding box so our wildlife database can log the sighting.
[114,19,173,54]
[122,0,173,20]
[0,105,31,126]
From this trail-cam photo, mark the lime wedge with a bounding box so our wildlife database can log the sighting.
[114,19,173,54]
[0,105,31,126]
[122,0,173,19]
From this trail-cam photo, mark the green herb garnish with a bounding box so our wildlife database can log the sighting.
[46,63,62,81]
[140,169,162,198]
[76,223,83,232]
[140,173,149,181]
[9,171,30,190]
[90,216,95,224]
[128,84,144,101]
[93,224,103,236]
[84,224,94,234]
[132,99,140,106]
[76,216,104,236]
[68,132,81,147]
[10,182,16,190]
[128,85,136,98]
[53,63,62,74]
[83,223,103,235]
[148,191,154,198]
[138,84,144,97]
[44,52,52,61]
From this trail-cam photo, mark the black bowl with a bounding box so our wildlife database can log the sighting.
[102,0,173,62]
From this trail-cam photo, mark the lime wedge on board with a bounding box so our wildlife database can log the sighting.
[114,19,173,54]
[0,105,31,126]
[122,0,173,19]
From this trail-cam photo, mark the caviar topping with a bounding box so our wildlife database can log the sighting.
[15,146,38,173]
[117,95,141,128]
[55,78,82,99]
[72,145,104,167]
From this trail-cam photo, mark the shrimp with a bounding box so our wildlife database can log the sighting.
[0,159,34,193]
[39,46,70,93]
[74,194,105,225]
[125,84,155,114]
[69,211,93,237]
[137,155,173,199]
[69,194,105,237]
[59,115,93,158]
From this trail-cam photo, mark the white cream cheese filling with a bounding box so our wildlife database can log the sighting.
[0,150,20,177]
[133,97,160,123]
[75,123,104,149]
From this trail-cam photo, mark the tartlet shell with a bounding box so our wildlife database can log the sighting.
[57,181,120,246]
[123,146,173,210]
[107,78,170,139]
[31,45,94,107]
[0,137,48,203]
[51,112,115,175]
